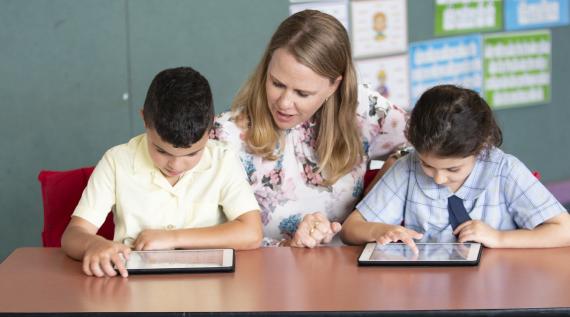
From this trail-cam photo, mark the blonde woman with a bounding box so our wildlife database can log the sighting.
[210,10,407,247]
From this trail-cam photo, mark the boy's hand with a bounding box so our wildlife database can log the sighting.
[83,239,131,278]
[374,225,423,254]
[133,229,176,251]
[454,220,502,247]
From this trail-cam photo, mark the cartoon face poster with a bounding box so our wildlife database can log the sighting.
[356,54,411,110]
[351,0,408,58]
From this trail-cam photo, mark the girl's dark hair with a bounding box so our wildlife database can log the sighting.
[406,85,502,157]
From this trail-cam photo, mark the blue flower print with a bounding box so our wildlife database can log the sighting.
[279,214,302,236]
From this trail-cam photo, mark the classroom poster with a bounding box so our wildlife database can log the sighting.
[483,30,551,109]
[355,54,411,110]
[409,35,483,106]
[435,0,503,36]
[289,1,349,30]
[351,0,407,58]
[504,0,569,30]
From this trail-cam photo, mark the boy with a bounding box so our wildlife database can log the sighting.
[341,85,570,252]
[62,67,263,277]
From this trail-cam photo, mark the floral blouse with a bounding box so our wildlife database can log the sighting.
[210,84,407,246]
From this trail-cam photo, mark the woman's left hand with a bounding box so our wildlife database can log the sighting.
[289,212,342,248]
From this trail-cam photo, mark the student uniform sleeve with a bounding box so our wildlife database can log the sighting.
[502,155,566,229]
[72,149,117,228]
[356,156,411,225]
[218,148,260,221]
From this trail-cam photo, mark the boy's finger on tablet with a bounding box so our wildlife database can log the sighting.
[121,248,131,260]
[111,254,128,277]
[90,261,105,277]
[101,260,118,277]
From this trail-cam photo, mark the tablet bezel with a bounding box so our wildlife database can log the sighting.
[358,242,482,266]
[124,249,235,274]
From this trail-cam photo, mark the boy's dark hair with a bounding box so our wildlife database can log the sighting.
[143,67,214,148]
[406,85,502,157]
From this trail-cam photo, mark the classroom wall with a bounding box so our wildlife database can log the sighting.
[0,0,568,261]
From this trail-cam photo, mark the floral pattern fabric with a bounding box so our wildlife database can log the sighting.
[210,84,407,246]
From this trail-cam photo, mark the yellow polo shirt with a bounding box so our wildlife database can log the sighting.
[73,134,260,244]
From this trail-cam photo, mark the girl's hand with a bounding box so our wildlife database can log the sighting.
[290,212,342,248]
[454,220,502,247]
[374,225,423,254]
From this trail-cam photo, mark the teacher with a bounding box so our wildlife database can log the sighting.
[211,10,407,247]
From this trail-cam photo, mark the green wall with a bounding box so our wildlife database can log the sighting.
[0,0,568,261]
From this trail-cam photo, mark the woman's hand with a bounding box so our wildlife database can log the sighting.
[289,212,342,248]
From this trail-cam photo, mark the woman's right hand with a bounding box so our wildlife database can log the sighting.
[290,212,342,248]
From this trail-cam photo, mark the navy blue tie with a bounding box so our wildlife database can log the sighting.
[448,195,471,230]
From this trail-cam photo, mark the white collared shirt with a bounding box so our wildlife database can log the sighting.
[73,134,260,244]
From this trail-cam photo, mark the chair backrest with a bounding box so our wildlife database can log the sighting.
[38,167,114,247]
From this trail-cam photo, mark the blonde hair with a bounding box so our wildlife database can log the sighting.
[232,10,362,186]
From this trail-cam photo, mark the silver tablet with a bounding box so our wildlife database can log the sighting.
[358,242,482,266]
[123,249,235,274]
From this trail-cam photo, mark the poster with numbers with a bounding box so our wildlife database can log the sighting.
[289,1,349,30]
[351,0,407,58]
[435,0,503,36]
[355,54,411,110]
[504,0,569,30]
[409,35,483,106]
[483,30,551,109]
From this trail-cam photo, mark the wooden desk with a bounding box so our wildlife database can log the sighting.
[1,247,570,316]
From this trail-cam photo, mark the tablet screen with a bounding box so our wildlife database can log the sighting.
[359,242,482,266]
[124,249,234,273]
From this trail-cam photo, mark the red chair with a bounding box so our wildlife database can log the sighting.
[38,167,114,247]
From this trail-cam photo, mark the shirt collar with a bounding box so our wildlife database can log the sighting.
[413,148,504,201]
[132,134,213,176]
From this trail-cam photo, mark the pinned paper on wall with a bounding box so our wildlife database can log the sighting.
[409,35,483,106]
[483,30,551,109]
[351,0,407,58]
[355,54,411,110]
[289,1,349,30]
[435,0,503,36]
[504,0,569,30]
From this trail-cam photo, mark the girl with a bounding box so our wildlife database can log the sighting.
[341,85,570,252]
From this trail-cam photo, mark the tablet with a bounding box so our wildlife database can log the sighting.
[123,249,235,274]
[358,242,482,266]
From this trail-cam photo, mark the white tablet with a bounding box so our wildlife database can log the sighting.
[358,242,482,266]
[123,249,235,274]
